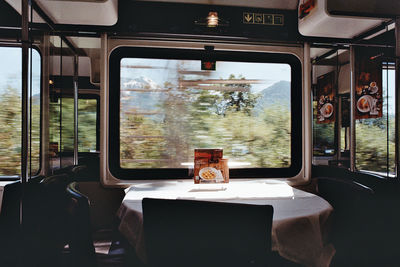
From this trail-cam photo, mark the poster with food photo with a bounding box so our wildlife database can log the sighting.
[355,47,382,119]
[316,71,335,124]
[194,149,229,184]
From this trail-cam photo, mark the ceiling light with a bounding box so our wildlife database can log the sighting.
[207,12,219,27]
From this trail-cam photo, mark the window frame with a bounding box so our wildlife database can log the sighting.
[0,45,42,179]
[108,47,302,180]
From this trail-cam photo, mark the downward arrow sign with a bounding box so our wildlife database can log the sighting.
[244,14,252,22]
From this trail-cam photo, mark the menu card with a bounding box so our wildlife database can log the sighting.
[194,149,229,184]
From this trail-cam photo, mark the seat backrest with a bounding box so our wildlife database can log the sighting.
[66,182,97,267]
[142,198,273,267]
[316,177,376,265]
[0,181,21,266]
[0,181,21,224]
[39,173,71,241]
[317,177,374,211]
[75,181,125,233]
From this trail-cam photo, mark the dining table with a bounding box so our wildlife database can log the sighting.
[117,179,335,267]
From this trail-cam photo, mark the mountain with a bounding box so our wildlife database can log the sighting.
[122,76,161,90]
[120,77,291,119]
[254,81,290,113]
[120,76,166,120]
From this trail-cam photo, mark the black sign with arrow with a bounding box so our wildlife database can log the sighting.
[243,12,284,26]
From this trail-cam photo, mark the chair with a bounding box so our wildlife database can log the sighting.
[66,182,127,267]
[33,173,74,267]
[316,177,376,266]
[0,181,21,267]
[142,198,274,267]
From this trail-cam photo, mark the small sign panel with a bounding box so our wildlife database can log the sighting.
[243,13,254,23]
[243,12,284,26]
[254,13,263,24]
[299,0,316,19]
[201,60,216,71]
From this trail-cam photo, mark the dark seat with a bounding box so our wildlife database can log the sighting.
[31,173,73,267]
[317,177,376,266]
[142,198,274,267]
[66,182,127,267]
[0,181,21,267]
[53,165,87,181]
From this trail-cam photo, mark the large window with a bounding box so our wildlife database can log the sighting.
[109,48,302,179]
[0,47,41,176]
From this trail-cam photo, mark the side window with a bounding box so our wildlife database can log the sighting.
[0,47,41,177]
[49,95,99,168]
[355,62,395,175]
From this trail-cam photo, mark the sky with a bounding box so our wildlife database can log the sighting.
[382,68,395,115]
[0,47,41,95]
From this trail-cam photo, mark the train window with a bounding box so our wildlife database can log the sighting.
[355,63,395,176]
[0,47,41,177]
[109,47,302,179]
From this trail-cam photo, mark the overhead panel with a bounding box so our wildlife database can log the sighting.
[6,0,118,26]
[34,0,117,25]
[4,0,45,23]
[327,0,400,18]
[298,0,386,38]
[117,1,301,41]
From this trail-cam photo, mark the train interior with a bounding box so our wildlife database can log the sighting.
[0,0,400,266]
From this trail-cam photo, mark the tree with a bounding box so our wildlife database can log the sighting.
[0,86,21,175]
[218,74,259,116]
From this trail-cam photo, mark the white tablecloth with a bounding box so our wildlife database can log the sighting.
[117,180,335,267]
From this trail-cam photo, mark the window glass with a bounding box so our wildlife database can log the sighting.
[119,57,293,170]
[49,97,98,155]
[78,98,98,152]
[0,47,41,176]
[356,64,395,175]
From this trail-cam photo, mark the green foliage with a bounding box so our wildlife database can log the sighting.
[356,117,395,173]
[120,76,291,169]
[0,86,21,175]
[0,86,40,176]
[49,98,97,153]
[78,99,97,152]
[312,100,395,174]
[218,74,259,116]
